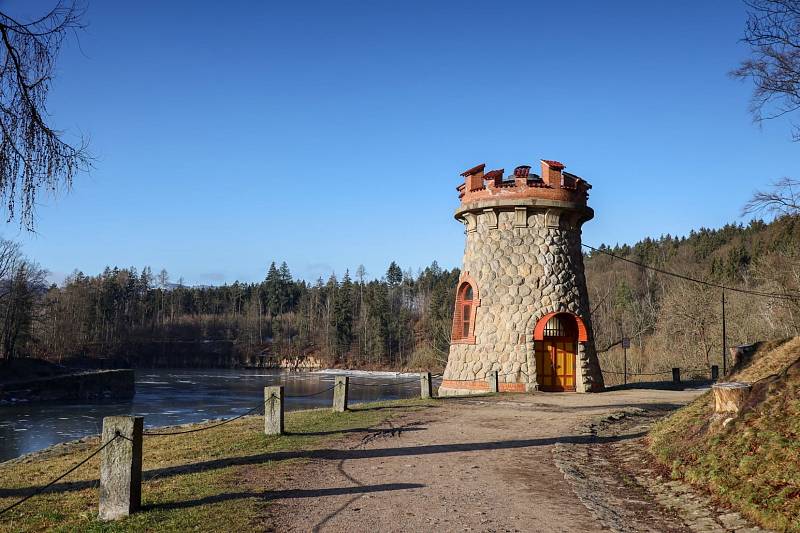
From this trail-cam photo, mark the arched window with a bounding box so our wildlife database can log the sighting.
[452,279,479,344]
[461,285,473,338]
[543,315,565,337]
[533,311,588,342]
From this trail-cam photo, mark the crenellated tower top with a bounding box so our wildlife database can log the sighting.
[455,159,593,223]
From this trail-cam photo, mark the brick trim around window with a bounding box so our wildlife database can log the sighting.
[451,272,480,345]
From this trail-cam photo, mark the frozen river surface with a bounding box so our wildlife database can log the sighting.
[0,368,432,462]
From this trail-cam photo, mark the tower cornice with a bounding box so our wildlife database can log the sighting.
[455,198,594,225]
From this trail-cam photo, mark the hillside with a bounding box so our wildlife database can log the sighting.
[584,215,800,383]
[648,337,800,532]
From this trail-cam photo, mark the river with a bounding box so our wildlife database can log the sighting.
[0,368,437,463]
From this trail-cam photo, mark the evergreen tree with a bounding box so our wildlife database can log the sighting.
[264,262,281,316]
[332,270,354,357]
[386,261,403,286]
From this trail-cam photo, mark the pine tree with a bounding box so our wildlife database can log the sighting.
[386,261,403,286]
[332,270,354,357]
[264,262,281,316]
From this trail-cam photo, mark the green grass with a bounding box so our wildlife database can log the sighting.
[649,340,800,532]
[0,398,436,532]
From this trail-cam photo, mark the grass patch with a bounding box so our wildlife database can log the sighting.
[0,398,436,532]
[649,338,800,532]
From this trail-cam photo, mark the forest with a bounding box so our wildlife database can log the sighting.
[0,215,798,375]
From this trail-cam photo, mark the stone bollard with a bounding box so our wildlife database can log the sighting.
[420,372,432,399]
[333,376,349,412]
[711,365,719,382]
[99,416,143,521]
[672,368,681,385]
[488,371,499,393]
[264,385,284,435]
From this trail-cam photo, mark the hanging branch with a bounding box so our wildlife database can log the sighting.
[0,1,90,230]
[742,176,800,216]
[731,0,800,140]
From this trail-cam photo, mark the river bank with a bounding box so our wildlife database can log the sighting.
[1,389,718,532]
[0,398,435,532]
[0,369,135,404]
[0,368,433,463]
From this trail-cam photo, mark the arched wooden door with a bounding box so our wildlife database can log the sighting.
[534,313,577,392]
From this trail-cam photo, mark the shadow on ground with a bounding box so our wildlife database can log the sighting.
[145,482,426,512]
[0,431,645,498]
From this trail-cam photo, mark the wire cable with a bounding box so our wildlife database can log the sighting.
[582,243,800,301]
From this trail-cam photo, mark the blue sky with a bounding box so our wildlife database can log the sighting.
[7,1,796,285]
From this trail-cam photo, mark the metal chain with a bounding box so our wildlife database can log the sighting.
[144,403,264,436]
[282,384,338,398]
[348,378,422,387]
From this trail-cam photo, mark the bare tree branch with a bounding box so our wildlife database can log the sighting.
[0,1,90,230]
[742,176,800,216]
[732,0,800,140]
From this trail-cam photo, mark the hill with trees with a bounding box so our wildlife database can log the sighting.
[587,215,800,383]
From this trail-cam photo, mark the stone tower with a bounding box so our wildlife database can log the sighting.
[439,160,604,395]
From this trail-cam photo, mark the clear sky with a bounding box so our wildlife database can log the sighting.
[7,1,796,285]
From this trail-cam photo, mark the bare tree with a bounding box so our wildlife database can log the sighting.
[742,176,800,215]
[0,1,89,229]
[0,238,48,363]
[732,0,800,140]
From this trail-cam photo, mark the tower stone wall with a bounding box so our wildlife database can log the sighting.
[440,160,604,395]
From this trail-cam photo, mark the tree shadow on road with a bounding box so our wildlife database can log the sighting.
[144,482,426,512]
[286,426,426,437]
[0,431,644,498]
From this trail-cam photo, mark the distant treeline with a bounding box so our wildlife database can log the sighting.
[23,260,459,369]
[1,216,799,372]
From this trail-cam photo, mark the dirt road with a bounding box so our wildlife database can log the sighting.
[259,389,712,532]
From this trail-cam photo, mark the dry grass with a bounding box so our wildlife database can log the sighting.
[731,337,800,382]
[649,338,800,532]
[0,398,436,532]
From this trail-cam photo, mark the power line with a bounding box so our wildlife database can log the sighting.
[582,243,800,301]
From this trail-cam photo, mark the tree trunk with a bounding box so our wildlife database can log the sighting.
[712,382,752,415]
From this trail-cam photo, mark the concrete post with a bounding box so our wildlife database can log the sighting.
[488,371,499,393]
[99,416,143,521]
[333,376,349,412]
[672,368,681,385]
[264,385,284,435]
[420,372,432,399]
[711,365,719,382]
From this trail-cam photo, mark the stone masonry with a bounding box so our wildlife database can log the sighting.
[439,160,604,394]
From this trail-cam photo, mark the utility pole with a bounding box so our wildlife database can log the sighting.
[721,289,727,375]
[622,335,630,385]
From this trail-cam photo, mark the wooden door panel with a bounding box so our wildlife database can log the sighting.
[556,343,567,389]
[537,340,576,392]
[536,340,575,392]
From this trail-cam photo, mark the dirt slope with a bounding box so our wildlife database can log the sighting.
[649,337,800,532]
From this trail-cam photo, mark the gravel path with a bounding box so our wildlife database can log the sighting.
[256,388,754,532]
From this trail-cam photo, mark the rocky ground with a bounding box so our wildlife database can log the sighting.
[554,408,769,533]
[252,389,772,532]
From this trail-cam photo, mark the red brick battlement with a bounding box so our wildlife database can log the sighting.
[457,159,591,206]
